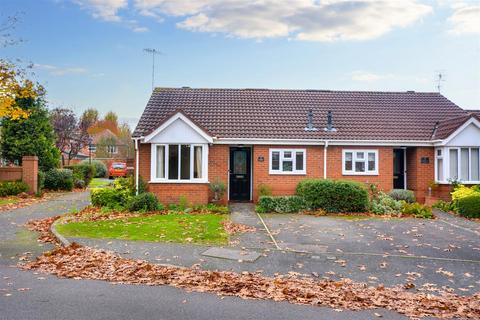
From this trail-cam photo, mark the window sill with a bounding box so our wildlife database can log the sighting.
[435,181,480,185]
[149,180,209,184]
[342,172,379,176]
[269,171,306,175]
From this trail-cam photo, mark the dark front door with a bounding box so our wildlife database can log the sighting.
[229,147,251,201]
[393,149,405,189]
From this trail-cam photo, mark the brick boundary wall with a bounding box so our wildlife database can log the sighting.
[0,156,38,194]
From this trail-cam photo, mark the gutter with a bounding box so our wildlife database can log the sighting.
[323,140,328,179]
[133,137,143,195]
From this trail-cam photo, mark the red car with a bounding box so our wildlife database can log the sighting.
[108,162,127,179]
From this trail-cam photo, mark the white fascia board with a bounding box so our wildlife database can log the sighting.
[143,112,214,144]
[214,138,433,146]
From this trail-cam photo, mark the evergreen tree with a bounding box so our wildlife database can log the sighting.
[1,92,60,171]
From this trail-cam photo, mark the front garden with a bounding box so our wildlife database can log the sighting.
[256,179,434,219]
[55,176,233,245]
[433,184,480,219]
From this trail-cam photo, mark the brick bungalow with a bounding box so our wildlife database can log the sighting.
[132,88,480,205]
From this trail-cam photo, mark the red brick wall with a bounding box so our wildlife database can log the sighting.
[0,167,22,181]
[406,147,434,203]
[136,143,228,205]
[252,145,324,200]
[327,146,393,192]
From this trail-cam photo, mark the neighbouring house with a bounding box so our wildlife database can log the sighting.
[132,88,480,205]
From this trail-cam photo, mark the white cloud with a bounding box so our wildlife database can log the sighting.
[447,3,480,35]
[74,0,128,22]
[133,0,432,41]
[34,64,88,76]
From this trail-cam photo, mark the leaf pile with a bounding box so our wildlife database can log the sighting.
[22,243,480,319]
[221,220,256,234]
[25,215,60,244]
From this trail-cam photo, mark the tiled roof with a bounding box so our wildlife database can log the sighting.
[133,87,469,141]
[434,111,480,140]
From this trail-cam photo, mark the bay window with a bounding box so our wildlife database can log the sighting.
[151,144,208,182]
[342,150,378,175]
[269,149,306,174]
[436,147,480,183]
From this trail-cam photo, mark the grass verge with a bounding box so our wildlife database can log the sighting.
[88,178,112,188]
[56,213,229,245]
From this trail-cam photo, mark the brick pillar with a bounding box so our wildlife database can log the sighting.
[22,156,38,194]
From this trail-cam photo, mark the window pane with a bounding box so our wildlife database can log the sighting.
[283,151,292,158]
[345,152,353,171]
[282,160,293,171]
[271,152,280,170]
[437,149,442,156]
[295,152,304,171]
[460,148,469,181]
[472,148,479,181]
[368,152,376,171]
[193,146,202,179]
[180,145,191,180]
[168,145,179,179]
[156,145,165,179]
[449,149,458,180]
[437,158,444,181]
[355,161,365,172]
[356,152,364,159]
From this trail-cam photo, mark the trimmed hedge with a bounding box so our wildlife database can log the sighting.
[0,181,29,196]
[44,168,73,191]
[257,195,308,213]
[296,179,369,213]
[65,163,96,187]
[389,189,416,203]
[457,194,480,218]
[126,192,159,212]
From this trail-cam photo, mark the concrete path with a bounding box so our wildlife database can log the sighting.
[0,192,411,320]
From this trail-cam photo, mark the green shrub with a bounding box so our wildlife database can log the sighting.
[209,179,226,201]
[126,192,159,212]
[432,200,455,212]
[66,163,96,187]
[257,195,308,213]
[388,189,416,203]
[74,179,85,189]
[0,181,29,196]
[81,159,107,178]
[370,192,403,215]
[113,176,147,195]
[296,179,369,213]
[44,168,73,191]
[457,194,480,218]
[37,171,45,193]
[257,183,272,197]
[178,195,189,211]
[402,202,433,219]
[193,203,229,214]
[90,187,131,209]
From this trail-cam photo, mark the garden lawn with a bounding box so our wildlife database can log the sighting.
[56,213,229,245]
[0,198,19,206]
[88,178,112,188]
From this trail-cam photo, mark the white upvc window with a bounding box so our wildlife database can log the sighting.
[107,145,118,154]
[150,144,208,183]
[269,149,306,175]
[342,149,379,175]
[436,147,480,183]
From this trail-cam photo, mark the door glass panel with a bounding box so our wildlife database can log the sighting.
[449,149,458,180]
[472,148,479,181]
[233,151,247,174]
[271,151,280,170]
[168,145,179,179]
[460,148,469,181]
[180,145,191,180]
[295,152,304,171]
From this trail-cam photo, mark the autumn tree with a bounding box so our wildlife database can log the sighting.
[80,108,98,130]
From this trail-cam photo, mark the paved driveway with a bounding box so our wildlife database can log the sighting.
[262,210,480,294]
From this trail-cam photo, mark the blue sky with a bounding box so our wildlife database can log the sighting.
[3,0,480,125]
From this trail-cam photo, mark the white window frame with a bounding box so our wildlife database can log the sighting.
[269,149,306,175]
[150,143,209,183]
[342,149,379,175]
[107,145,118,154]
[435,146,480,184]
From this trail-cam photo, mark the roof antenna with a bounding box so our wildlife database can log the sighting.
[435,71,445,93]
[305,109,318,131]
[144,48,163,92]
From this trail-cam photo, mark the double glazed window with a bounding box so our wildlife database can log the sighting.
[152,144,206,182]
[269,149,306,174]
[342,150,378,175]
[436,147,480,183]
[107,145,118,154]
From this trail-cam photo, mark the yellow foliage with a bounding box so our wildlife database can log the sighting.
[0,62,42,120]
[451,185,479,202]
